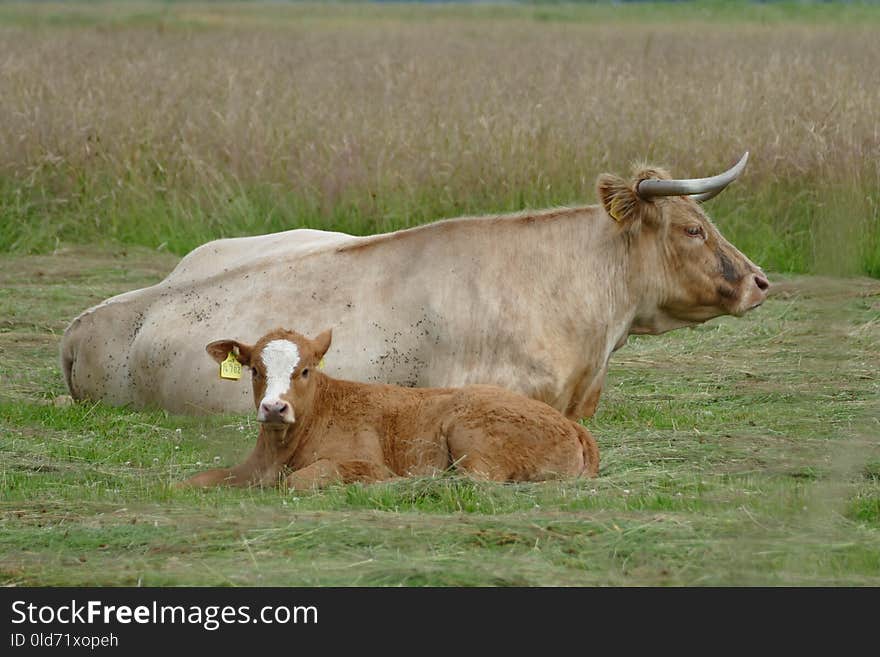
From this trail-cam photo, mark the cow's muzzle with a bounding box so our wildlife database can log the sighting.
[738,272,770,314]
[258,399,295,424]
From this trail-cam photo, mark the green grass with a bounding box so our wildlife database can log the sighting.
[4,179,877,278]
[1,248,878,585]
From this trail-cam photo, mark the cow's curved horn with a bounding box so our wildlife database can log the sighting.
[636,152,749,202]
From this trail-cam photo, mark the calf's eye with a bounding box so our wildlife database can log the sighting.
[686,226,704,238]
[301,368,310,378]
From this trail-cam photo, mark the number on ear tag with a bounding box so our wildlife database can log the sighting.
[220,352,242,380]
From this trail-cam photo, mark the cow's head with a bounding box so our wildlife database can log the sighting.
[206,328,332,425]
[597,153,769,334]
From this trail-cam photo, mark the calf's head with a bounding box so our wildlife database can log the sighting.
[597,153,769,334]
[206,328,332,425]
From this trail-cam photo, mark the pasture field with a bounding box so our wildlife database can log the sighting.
[0,2,879,586]
[0,247,878,586]
[0,1,878,275]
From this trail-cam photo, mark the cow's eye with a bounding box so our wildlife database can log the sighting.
[300,368,309,379]
[686,226,704,238]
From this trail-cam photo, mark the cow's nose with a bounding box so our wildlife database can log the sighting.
[754,273,770,292]
[259,400,290,422]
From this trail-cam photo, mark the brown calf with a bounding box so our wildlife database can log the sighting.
[183,328,599,489]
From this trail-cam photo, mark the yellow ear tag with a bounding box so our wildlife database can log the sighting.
[220,352,242,381]
[318,358,325,370]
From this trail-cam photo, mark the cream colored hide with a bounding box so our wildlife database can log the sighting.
[61,166,768,419]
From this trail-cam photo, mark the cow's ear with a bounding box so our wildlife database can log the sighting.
[312,329,332,361]
[597,173,640,227]
[206,340,253,367]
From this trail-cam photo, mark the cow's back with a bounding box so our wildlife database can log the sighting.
[163,229,356,285]
[61,229,359,411]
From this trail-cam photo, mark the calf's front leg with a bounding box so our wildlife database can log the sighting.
[180,467,239,488]
[181,451,285,488]
[182,465,281,487]
[180,429,291,488]
[180,464,285,488]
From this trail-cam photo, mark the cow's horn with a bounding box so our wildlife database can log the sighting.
[636,152,749,202]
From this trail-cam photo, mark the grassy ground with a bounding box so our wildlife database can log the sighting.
[1,247,877,586]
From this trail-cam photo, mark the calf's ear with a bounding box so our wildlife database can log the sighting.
[597,173,640,228]
[312,329,332,361]
[206,340,253,366]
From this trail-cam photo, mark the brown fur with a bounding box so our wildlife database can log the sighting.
[183,328,599,489]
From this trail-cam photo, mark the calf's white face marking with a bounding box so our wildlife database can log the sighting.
[259,339,300,418]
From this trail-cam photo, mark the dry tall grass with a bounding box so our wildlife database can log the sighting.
[1,3,878,274]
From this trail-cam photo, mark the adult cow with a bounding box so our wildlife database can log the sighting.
[61,153,768,419]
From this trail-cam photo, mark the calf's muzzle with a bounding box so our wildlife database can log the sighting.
[258,400,294,424]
